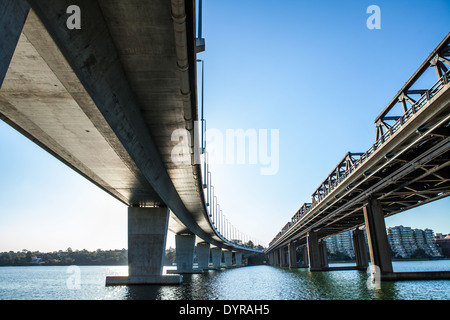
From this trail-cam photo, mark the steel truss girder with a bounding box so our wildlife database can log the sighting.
[375,34,450,142]
[268,34,450,251]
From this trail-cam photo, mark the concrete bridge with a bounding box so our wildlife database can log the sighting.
[266,33,450,281]
[0,0,262,285]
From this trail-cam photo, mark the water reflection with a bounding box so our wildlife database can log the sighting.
[121,265,404,300]
[1,263,449,300]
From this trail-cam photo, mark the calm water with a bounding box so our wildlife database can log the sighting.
[0,261,449,300]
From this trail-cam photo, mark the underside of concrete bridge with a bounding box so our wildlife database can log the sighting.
[0,0,257,285]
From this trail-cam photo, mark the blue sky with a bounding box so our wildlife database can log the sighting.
[0,0,449,252]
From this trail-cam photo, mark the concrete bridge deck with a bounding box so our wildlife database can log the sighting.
[0,0,261,285]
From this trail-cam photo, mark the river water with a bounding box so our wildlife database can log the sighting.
[0,261,449,300]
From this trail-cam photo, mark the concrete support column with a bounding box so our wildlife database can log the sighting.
[307,231,328,271]
[288,242,297,269]
[0,0,30,87]
[302,247,308,266]
[353,227,369,270]
[235,251,243,266]
[363,197,393,275]
[175,234,196,273]
[211,247,222,269]
[319,240,329,268]
[106,206,181,285]
[277,250,281,266]
[307,231,320,270]
[223,250,232,267]
[279,247,286,267]
[196,242,210,270]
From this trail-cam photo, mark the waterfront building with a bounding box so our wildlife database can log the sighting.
[387,226,416,258]
[435,233,450,257]
[325,230,355,259]
[387,226,442,258]
[325,226,443,260]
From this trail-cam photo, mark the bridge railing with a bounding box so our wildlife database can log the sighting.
[268,67,450,249]
[200,151,265,252]
[195,62,266,252]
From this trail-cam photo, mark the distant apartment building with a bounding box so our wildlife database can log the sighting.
[325,226,443,259]
[325,230,355,259]
[435,233,450,257]
[386,225,442,258]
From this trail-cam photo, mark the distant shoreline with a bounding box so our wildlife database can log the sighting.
[2,258,450,267]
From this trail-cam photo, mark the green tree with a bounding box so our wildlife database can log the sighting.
[244,241,254,249]
[0,253,12,266]
[164,247,176,266]
[25,251,32,263]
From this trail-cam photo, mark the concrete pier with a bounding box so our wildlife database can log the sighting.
[363,197,393,277]
[196,242,210,270]
[307,231,328,271]
[106,207,181,285]
[167,234,203,274]
[353,227,369,270]
[288,242,296,269]
[211,247,222,269]
[234,252,243,266]
[223,250,232,267]
[176,234,195,272]
[279,247,285,267]
[364,197,450,281]
[270,251,277,266]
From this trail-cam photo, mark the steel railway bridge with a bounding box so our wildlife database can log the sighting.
[266,33,450,281]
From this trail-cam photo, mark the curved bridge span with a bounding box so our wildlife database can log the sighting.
[0,0,262,285]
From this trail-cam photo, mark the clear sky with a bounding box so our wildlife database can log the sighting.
[0,0,449,252]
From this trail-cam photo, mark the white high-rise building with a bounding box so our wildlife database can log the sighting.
[387,226,442,258]
[325,230,355,259]
[325,226,443,260]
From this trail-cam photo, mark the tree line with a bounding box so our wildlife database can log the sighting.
[0,245,266,267]
[0,248,128,266]
[0,248,178,266]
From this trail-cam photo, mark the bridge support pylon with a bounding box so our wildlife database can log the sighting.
[279,247,285,267]
[223,250,233,267]
[353,227,369,270]
[363,197,393,278]
[288,242,297,269]
[167,234,203,274]
[307,231,329,271]
[106,206,181,285]
[267,251,274,266]
[234,251,243,266]
[196,242,210,270]
[211,247,222,269]
[363,198,450,281]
